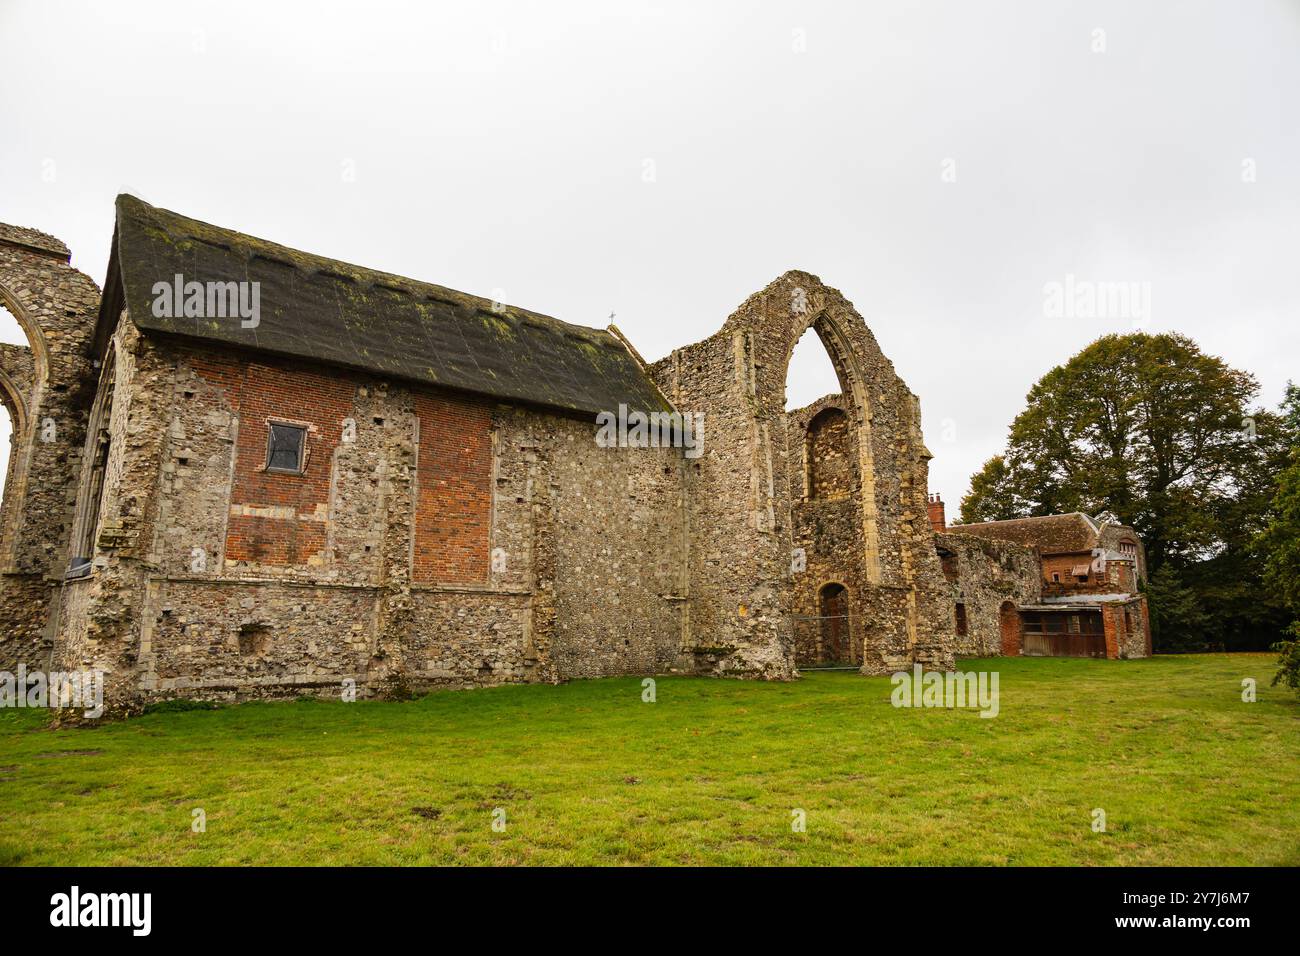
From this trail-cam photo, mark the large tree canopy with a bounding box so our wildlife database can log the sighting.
[961,336,1295,651]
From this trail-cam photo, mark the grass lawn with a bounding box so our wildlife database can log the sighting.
[0,653,1296,866]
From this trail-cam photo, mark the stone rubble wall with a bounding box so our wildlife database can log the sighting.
[0,224,101,672]
[935,531,1042,657]
[5,219,1161,710]
[787,394,867,667]
[1102,598,1152,660]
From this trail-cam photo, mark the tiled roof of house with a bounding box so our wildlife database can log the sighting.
[948,512,1103,554]
[109,194,671,417]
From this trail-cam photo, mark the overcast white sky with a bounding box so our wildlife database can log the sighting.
[2,0,1297,507]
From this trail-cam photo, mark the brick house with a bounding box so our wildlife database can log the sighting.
[940,509,1151,659]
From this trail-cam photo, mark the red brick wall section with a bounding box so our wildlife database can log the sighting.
[1102,606,1121,659]
[191,354,495,577]
[413,393,492,584]
[1141,597,1152,656]
[999,602,1021,656]
[192,357,352,566]
[927,494,946,533]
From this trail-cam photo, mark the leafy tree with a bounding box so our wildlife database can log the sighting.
[1142,565,1209,652]
[1258,451,1300,694]
[1260,454,1300,613]
[1280,380,1300,435]
[961,455,1024,522]
[1273,625,1300,696]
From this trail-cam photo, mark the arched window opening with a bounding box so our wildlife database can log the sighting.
[806,406,851,500]
[785,324,847,411]
[0,299,39,571]
[67,350,117,578]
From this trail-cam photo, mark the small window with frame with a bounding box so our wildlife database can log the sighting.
[265,421,307,474]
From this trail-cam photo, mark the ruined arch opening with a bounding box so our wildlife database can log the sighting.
[0,303,25,490]
[785,324,848,412]
[780,310,881,588]
[784,309,879,672]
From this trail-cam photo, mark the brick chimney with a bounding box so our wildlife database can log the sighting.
[927,493,946,533]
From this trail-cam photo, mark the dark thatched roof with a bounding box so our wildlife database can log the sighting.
[111,195,670,416]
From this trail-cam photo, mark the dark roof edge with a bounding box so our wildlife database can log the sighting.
[606,323,677,412]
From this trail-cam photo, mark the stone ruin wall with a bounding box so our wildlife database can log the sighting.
[786,394,867,667]
[649,271,957,677]
[51,312,687,709]
[0,225,101,673]
[1102,598,1152,660]
[934,531,1042,657]
[1,218,971,709]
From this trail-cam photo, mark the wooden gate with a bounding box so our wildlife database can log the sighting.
[793,583,856,668]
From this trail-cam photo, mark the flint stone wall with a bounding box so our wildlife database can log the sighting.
[935,531,1041,657]
[787,394,866,667]
[0,224,100,672]
[1,220,978,711]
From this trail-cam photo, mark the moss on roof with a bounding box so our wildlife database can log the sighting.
[113,195,670,416]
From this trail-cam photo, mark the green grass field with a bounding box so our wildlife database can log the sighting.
[0,653,1295,866]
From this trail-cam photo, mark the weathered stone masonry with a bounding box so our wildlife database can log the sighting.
[0,224,101,674]
[646,273,958,678]
[0,196,1149,715]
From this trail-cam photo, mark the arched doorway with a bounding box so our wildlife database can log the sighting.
[818,582,851,666]
[999,601,1021,656]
